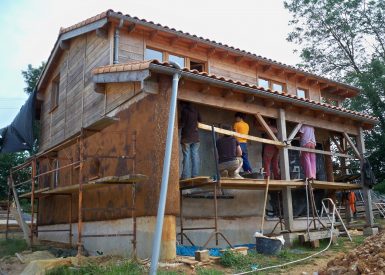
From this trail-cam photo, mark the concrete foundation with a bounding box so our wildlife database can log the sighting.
[363,227,379,236]
[38,215,176,260]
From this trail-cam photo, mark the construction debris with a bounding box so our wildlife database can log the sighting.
[319,231,385,274]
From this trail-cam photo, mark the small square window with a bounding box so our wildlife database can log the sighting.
[272,83,283,92]
[190,60,206,72]
[169,54,185,68]
[50,75,60,112]
[258,78,270,90]
[296,88,308,98]
[144,48,163,61]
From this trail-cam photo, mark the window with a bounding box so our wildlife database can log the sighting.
[50,75,60,111]
[272,83,284,92]
[258,78,270,90]
[169,54,185,68]
[190,60,206,72]
[296,88,308,99]
[144,48,163,61]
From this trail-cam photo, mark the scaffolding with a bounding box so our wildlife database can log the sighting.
[6,127,147,256]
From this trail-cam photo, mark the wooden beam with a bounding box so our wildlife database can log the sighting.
[198,122,284,146]
[262,65,271,72]
[127,23,136,34]
[149,30,158,40]
[356,127,374,227]
[244,94,255,103]
[199,85,210,94]
[248,60,258,68]
[221,89,234,98]
[235,56,243,64]
[286,72,296,79]
[264,99,275,107]
[330,136,345,153]
[189,42,198,50]
[287,123,303,142]
[221,51,229,59]
[277,108,294,231]
[288,145,354,159]
[254,113,279,142]
[170,37,179,46]
[343,132,362,160]
[207,48,216,57]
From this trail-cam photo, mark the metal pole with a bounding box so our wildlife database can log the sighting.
[150,63,181,275]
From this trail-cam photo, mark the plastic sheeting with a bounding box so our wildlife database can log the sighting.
[0,91,36,153]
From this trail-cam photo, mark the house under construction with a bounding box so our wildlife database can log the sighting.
[3,10,379,260]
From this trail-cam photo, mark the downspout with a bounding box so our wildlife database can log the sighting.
[150,62,181,275]
[113,18,124,64]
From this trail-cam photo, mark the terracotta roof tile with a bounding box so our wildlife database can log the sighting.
[92,60,377,121]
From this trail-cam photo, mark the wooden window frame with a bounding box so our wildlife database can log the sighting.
[144,47,164,62]
[188,58,207,72]
[296,87,309,99]
[258,77,286,92]
[49,74,60,112]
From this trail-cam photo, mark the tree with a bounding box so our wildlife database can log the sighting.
[284,0,385,183]
[0,63,44,200]
[21,62,45,94]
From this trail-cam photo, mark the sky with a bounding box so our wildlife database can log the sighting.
[0,0,301,128]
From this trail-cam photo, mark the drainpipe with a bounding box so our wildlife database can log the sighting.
[150,62,181,275]
[113,19,124,64]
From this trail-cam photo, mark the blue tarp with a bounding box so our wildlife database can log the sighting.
[176,243,256,257]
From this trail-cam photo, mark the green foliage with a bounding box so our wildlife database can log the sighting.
[196,267,224,275]
[21,62,45,95]
[46,260,145,275]
[284,0,385,183]
[374,180,385,194]
[220,250,257,272]
[0,152,30,200]
[0,238,28,258]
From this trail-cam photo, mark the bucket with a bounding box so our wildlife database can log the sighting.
[255,237,282,255]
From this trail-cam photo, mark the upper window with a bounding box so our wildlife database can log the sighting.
[50,75,60,112]
[190,60,206,72]
[272,83,284,92]
[258,78,270,90]
[144,48,163,61]
[296,88,308,99]
[169,54,185,68]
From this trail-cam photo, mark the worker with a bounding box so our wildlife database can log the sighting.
[299,125,316,179]
[348,191,357,218]
[257,118,280,180]
[216,125,243,178]
[180,102,202,180]
[233,112,252,174]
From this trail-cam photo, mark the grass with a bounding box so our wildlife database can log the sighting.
[46,260,145,275]
[0,238,28,258]
[218,235,366,273]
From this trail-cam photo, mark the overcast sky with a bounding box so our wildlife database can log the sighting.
[0,0,300,128]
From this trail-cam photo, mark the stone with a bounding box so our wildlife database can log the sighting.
[194,250,209,262]
[363,227,379,236]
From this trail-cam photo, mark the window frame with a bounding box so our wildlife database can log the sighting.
[296,87,309,99]
[168,53,186,68]
[49,74,60,112]
[144,47,164,62]
[258,77,286,92]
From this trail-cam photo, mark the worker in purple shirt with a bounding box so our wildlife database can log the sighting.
[299,125,316,179]
[180,102,202,179]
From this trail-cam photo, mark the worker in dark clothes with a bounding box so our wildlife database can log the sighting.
[180,102,202,179]
[216,125,243,178]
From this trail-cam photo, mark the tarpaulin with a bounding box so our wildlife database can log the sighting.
[0,91,36,153]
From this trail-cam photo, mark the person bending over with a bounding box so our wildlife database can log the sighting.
[216,125,243,179]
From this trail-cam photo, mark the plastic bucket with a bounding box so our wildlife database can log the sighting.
[255,237,282,255]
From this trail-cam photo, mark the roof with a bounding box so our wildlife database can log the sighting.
[92,60,378,122]
[59,9,360,95]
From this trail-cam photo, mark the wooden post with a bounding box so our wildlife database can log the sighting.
[277,108,293,231]
[323,139,334,183]
[356,127,374,227]
[77,132,84,256]
[30,159,36,245]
